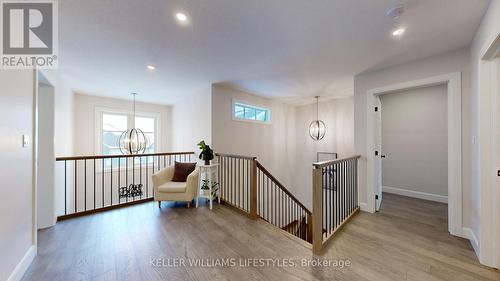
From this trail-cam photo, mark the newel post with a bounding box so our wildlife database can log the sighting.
[249,158,258,219]
[312,166,323,254]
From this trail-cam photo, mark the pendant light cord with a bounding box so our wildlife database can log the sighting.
[132,93,137,120]
[316,96,319,120]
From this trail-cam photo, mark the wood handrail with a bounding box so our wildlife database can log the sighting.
[256,160,312,215]
[215,153,257,160]
[56,151,194,161]
[312,155,361,168]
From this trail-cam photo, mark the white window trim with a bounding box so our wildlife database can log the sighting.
[94,106,162,156]
[231,99,272,124]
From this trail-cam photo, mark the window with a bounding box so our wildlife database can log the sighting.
[134,116,156,154]
[233,102,271,123]
[97,108,160,161]
[102,113,127,156]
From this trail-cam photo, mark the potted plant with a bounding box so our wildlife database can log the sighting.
[198,140,214,165]
[200,179,219,199]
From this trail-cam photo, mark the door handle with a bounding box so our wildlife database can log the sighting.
[381,155,386,158]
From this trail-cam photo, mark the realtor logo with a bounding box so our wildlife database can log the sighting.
[1,0,58,68]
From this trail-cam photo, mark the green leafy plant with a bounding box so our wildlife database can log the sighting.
[201,180,219,199]
[197,140,214,164]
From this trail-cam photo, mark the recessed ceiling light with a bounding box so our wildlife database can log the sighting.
[392,28,405,37]
[175,12,188,22]
[146,65,155,70]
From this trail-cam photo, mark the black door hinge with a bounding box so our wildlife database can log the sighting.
[375,106,378,112]
[375,150,379,156]
[375,195,379,200]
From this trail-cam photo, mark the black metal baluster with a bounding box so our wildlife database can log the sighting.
[336,162,339,229]
[274,183,277,225]
[237,158,240,208]
[342,161,346,221]
[64,160,68,215]
[102,158,104,208]
[74,160,77,213]
[139,156,142,200]
[93,159,96,210]
[110,158,113,206]
[117,157,120,206]
[266,176,269,221]
[64,160,67,215]
[126,157,128,203]
[330,164,333,234]
[84,160,87,211]
[350,160,353,213]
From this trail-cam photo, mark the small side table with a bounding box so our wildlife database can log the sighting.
[196,163,220,209]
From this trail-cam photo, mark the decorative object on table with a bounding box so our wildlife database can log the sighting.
[119,92,149,154]
[201,179,219,199]
[119,183,143,198]
[309,96,326,141]
[197,140,214,165]
[172,161,197,182]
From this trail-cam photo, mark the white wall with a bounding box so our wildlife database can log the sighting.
[171,87,212,154]
[37,70,75,217]
[291,97,354,208]
[73,93,172,155]
[37,83,56,229]
[380,85,448,199]
[0,70,35,281]
[353,48,472,223]
[212,84,354,209]
[470,0,500,266]
[211,84,295,187]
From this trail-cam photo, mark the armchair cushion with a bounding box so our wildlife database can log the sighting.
[157,181,187,193]
[172,162,197,182]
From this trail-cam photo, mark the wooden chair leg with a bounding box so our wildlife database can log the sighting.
[158,201,161,208]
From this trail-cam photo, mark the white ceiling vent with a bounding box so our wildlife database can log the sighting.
[386,3,405,19]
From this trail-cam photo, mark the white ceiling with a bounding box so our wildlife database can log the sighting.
[59,0,489,105]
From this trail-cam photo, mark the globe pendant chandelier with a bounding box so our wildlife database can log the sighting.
[119,93,148,155]
[309,96,326,141]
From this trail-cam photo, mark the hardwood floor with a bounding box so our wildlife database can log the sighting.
[23,194,499,281]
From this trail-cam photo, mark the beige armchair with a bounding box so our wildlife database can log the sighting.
[152,166,199,208]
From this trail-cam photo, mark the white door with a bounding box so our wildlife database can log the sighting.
[374,96,383,211]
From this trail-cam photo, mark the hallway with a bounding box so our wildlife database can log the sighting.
[22,194,499,281]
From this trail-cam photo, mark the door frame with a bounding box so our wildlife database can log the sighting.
[365,72,463,237]
[478,33,500,268]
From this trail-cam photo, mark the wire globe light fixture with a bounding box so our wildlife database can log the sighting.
[119,93,149,155]
[309,96,326,141]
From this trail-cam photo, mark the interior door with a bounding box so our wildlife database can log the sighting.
[375,96,383,211]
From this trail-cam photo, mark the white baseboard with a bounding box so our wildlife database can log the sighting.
[7,245,35,281]
[382,186,448,203]
[462,227,480,256]
[359,202,371,212]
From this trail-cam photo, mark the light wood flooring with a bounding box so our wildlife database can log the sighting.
[22,193,500,281]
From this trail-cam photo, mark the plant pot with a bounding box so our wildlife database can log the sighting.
[204,159,210,166]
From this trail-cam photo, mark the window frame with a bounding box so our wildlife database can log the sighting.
[94,107,161,157]
[232,99,272,124]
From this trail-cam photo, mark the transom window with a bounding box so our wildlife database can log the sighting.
[233,102,271,123]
